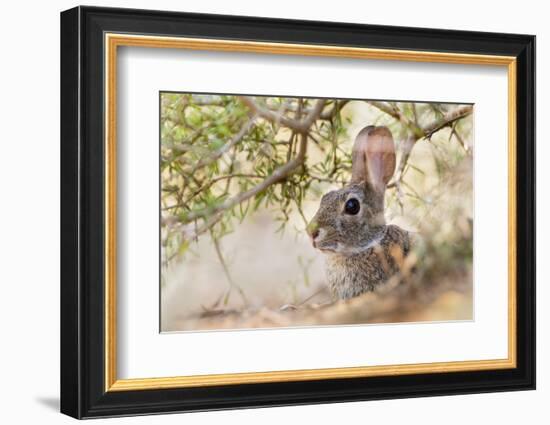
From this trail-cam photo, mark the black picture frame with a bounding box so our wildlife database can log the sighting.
[60,5,535,419]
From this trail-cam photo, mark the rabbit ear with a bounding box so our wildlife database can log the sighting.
[351,125,396,192]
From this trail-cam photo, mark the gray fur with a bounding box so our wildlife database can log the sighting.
[325,225,410,299]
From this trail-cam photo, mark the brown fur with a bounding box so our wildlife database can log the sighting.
[326,225,410,299]
[307,125,411,299]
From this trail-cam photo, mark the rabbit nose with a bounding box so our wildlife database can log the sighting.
[306,221,319,239]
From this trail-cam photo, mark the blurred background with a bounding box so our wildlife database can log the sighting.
[160,93,473,332]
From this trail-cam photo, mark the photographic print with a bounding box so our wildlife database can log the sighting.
[160,93,474,332]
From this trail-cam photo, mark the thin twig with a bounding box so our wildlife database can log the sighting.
[372,102,473,188]
[162,174,265,211]
[188,116,257,173]
[423,105,473,138]
[239,97,326,133]
[182,101,325,224]
[211,232,249,307]
[449,121,471,154]
[368,101,424,138]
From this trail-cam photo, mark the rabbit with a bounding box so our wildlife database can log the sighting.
[306,125,411,300]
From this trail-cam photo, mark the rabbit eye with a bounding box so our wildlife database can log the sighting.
[344,198,360,215]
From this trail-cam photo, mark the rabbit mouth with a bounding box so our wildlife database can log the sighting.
[319,247,338,254]
[314,243,338,253]
[309,229,338,252]
[315,240,378,255]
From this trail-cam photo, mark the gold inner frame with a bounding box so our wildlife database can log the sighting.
[104,33,517,392]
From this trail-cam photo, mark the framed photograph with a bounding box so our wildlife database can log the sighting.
[60,6,535,419]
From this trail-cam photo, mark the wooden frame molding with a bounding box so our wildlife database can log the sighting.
[104,33,518,392]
